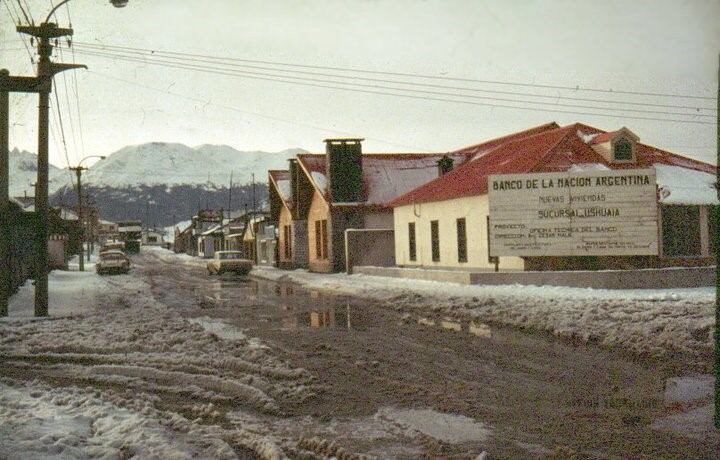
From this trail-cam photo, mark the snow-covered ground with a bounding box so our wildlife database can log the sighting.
[2,249,716,456]
[0,251,316,459]
[251,266,715,362]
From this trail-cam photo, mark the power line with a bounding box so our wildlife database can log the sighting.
[86,69,436,152]
[14,0,31,24]
[74,41,716,113]
[51,77,72,170]
[73,40,717,102]
[73,48,715,126]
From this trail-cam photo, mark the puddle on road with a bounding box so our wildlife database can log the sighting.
[228,406,491,458]
[187,316,248,340]
[419,317,493,339]
[377,407,491,444]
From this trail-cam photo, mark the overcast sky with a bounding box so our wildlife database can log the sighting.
[1,0,718,169]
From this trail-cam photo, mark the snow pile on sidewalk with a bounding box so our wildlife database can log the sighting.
[252,266,715,362]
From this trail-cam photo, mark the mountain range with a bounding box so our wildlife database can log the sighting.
[8,143,306,227]
[7,148,68,198]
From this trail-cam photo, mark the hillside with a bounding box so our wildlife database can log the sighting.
[82,143,303,188]
[8,148,68,198]
[48,142,304,227]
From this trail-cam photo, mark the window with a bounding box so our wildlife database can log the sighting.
[456,218,467,263]
[709,206,718,256]
[321,220,328,259]
[613,138,633,161]
[283,225,292,259]
[662,205,701,256]
[408,222,416,261]
[315,219,328,260]
[430,220,440,262]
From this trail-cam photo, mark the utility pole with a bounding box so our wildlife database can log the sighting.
[0,70,9,316]
[16,22,85,316]
[228,171,233,215]
[252,172,256,215]
[69,166,86,271]
[714,53,719,430]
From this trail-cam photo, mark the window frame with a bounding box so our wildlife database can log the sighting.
[430,220,440,262]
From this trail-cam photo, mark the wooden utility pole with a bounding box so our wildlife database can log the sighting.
[16,22,85,316]
[0,70,9,316]
[69,166,87,271]
[714,53,719,430]
[228,171,233,214]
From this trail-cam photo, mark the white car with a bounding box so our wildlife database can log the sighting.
[96,250,131,275]
[207,251,253,275]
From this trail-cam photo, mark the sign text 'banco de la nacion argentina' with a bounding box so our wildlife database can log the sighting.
[488,169,659,257]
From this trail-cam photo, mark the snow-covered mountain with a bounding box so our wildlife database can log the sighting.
[83,143,304,188]
[8,148,69,197]
[49,142,305,227]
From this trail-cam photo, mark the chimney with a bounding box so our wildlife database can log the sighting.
[437,155,454,176]
[324,138,364,203]
[289,158,299,210]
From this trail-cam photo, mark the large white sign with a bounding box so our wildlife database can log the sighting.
[488,168,659,257]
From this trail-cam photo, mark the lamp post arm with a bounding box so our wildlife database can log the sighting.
[45,0,72,23]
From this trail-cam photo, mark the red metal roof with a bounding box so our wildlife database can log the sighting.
[293,124,567,208]
[296,152,473,207]
[388,122,717,207]
[451,122,560,159]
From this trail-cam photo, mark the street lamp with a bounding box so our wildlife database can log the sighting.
[46,1,129,23]
[3,1,129,316]
[69,155,105,271]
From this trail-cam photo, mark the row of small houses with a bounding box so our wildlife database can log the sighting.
[175,121,718,273]
[173,209,278,265]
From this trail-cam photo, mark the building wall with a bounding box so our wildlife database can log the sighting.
[291,220,308,268]
[393,195,525,271]
[307,190,332,272]
[363,210,393,229]
[345,229,395,273]
[256,237,277,266]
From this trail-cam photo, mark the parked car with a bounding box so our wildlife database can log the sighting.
[96,250,131,275]
[207,251,253,276]
[100,242,125,254]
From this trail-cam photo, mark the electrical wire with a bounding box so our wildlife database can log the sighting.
[14,0,30,24]
[71,45,714,118]
[73,41,717,102]
[86,69,435,153]
[72,48,715,126]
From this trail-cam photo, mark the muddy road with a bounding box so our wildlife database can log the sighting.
[133,249,717,458]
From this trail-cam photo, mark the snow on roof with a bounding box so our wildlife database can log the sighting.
[201,224,223,236]
[655,164,718,205]
[390,122,718,207]
[451,122,561,161]
[311,171,328,194]
[268,170,292,209]
[567,163,611,173]
[297,152,473,207]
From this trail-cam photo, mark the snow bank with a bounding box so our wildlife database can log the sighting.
[252,266,715,362]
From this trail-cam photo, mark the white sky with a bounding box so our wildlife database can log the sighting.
[1,0,718,169]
